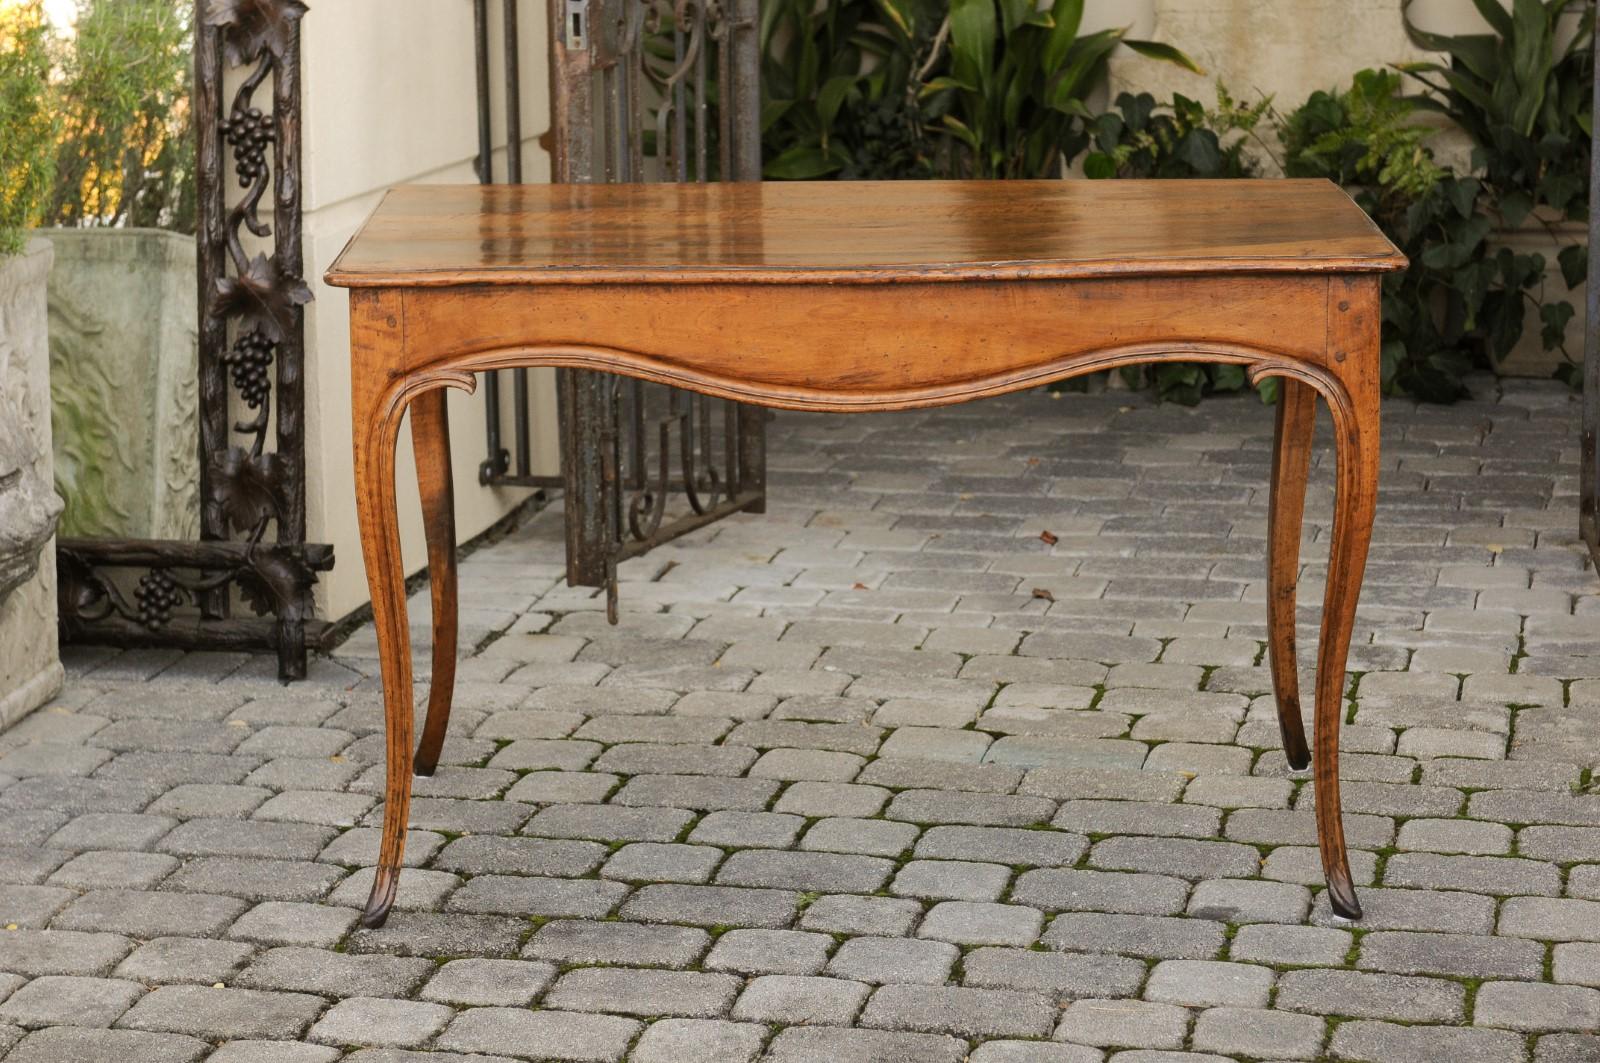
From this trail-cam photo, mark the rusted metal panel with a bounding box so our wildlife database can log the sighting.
[479,0,770,602]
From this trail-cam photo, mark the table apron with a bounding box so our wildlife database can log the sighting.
[365,274,1368,413]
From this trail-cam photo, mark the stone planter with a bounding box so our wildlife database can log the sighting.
[0,238,65,730]
[1489,216,1587,379]
[44,228,199,539]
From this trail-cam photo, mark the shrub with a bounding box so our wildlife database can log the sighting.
[1081,86,1268,180]
[1398,0,1593,385]
[49,0,194,232]
[1283,68,1568,401]
[0,1,57,255]
[1062,86,1273,404]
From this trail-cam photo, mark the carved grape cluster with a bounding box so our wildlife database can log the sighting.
[225,327,275,407]
[224,105,274,186]
[135,570,183,630]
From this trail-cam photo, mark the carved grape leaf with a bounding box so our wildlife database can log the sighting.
[204,0,309,66]
[237,547,318,620]
[206,448,284,536]
[212,252,312,344]
[55,550,110,622]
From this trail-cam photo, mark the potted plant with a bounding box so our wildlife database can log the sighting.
[1401,0,1593,381]
[0,0,67,727]
[42,0,200,540]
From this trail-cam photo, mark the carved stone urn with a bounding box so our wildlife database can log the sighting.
[0,238,65,730]
[0,389,59,597]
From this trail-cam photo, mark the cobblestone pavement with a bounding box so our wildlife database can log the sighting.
[4,379,1600,1063]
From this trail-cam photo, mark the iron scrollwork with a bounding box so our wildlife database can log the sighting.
[55,0,332,680]
[527,0,767,617]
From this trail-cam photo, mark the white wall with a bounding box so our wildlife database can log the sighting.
[299,0,560,621]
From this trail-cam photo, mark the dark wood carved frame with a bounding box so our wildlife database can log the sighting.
[1582,23,1600,567]
[55,0,332,681]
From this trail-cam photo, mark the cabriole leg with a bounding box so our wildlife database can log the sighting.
[350,292,416,930]
[1267,378,1316,770]
[410,389,458,777]
[1312,280,1383,920]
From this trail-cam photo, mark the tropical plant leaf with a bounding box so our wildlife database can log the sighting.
[939,113,981,151]
[1470,0,1516,35]
[998,0,1033,37]
[817,73,861,134]
[948,0,998,96]
[872,0,916,38]
[920,75,977,96]
[1047,28,1120,110]
[762,144,844,179]
[1122,37,1203,74]
[1511,0,1553,96]
[1041,0,1085,72]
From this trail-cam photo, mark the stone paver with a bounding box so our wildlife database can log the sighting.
[4,381,1594,1058]
[116,984,326,1041]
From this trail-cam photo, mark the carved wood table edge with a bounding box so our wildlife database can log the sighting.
[327,179,1407,930]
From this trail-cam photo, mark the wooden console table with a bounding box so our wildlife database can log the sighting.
[327,180,1405,929]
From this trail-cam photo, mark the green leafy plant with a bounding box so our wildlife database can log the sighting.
[0,1,57,256]
[1061,85,1269,404]
[1281,68,1548,401]
[760,0,939,179]
[1399,0,1593,382]
[920,0,1200,178]
[1082,86,1267,179]
[760,0,1200,180]
[49,0,195,232]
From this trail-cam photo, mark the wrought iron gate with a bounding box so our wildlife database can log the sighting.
[474,0,767,616]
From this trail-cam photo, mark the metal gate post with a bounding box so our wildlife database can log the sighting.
[729,0,767,512]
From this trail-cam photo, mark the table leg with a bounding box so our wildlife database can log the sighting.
[350,301,418,931]
[1267,379,1315,771]
[1312,288,1382,920]
[410,389,458,778]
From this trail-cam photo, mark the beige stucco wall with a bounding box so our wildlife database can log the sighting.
[299,0,560,621]
[1101,0,1503,140]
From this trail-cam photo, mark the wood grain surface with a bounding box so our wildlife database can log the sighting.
[326,179,1405,288]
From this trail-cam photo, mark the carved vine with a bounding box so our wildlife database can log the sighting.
[207,0,312,536]
[57,0,325,663]
[57,542,319,632]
